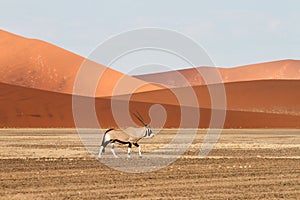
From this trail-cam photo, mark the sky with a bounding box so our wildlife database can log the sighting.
[1,0,300,73]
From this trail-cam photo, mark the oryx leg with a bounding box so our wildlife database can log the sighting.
[127,143,132,158]
[98,140,110,158]
[110,142,119,158]
[133,143,142,157]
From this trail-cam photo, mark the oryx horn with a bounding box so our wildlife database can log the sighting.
[132,111,147,126]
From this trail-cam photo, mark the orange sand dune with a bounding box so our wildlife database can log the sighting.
[220,59,300,82]
[0,30,161,97]
[1,30,299,128]
[0,80,299,128]
[135,60,300,87]
[112,80,300,117]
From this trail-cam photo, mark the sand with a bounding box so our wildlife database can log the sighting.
[0,129,299,199]
[135,59,300,87]
[0,30,161,97]
[1,30,300,128]
[1,80,299,128]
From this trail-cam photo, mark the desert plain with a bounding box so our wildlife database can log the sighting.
[0,128,299,199]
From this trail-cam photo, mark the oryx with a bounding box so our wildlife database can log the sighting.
[98,112,154,158]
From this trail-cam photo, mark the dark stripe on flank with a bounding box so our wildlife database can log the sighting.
[112,139,131,145]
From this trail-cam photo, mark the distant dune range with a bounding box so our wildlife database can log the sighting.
[135,60,300,87]
[0,30,299,128]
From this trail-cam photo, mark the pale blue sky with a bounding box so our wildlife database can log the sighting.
[1,0,300,72]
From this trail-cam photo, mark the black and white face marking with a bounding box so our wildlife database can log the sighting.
[144,125,154,137]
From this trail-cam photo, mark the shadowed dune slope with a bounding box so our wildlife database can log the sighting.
[113,80,300,117]
[0,80,299,128]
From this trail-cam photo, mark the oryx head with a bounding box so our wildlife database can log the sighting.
[133,111,154,138]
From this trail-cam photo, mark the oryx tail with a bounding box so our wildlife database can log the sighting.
[102,128,114,145]
[101,128,114,153]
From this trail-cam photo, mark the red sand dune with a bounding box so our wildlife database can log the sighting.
[1,80,299,128]
[112,80,300,117]
[135,60,300,87]
[219,59,300,82]
[0,30,161,97]
[1,30,299,128]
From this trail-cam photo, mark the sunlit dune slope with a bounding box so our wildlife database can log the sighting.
[135,60,300,87]
[0,30,161,97]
